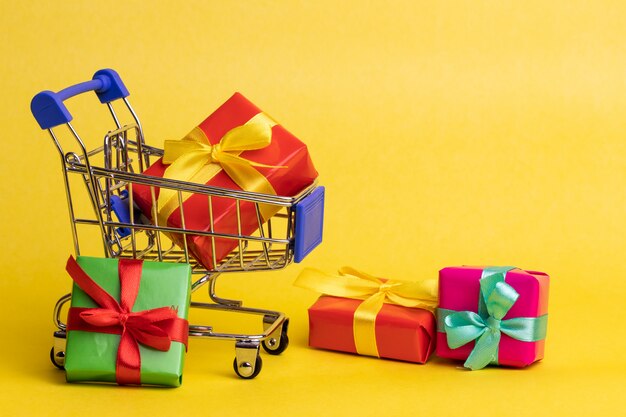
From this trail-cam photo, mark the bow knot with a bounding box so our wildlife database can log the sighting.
[181,141,224,165]
[118,312,129,327]
[486,316,501,333]
[77,307,179,352]
[209,143,222,162]
[379,281,400,293]
[157,112,283,224]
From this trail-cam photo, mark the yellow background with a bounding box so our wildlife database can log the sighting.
[1,1,624,415]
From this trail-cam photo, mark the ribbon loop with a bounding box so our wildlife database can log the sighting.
[486,281,519,320]
[79,309,123,327]
[443,311,487,349]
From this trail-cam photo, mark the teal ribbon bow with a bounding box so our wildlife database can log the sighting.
[438,266,548,370]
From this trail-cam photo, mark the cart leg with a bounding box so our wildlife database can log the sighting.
[261,315,290,355]
[50,330,67,370]
[209,274,242,307]
[233,340,262,379]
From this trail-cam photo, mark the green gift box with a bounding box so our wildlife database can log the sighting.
[64,256,191,387]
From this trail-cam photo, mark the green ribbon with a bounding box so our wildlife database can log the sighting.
[437,266,548,370]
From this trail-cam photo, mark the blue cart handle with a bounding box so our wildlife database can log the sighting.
[31,69,129,130]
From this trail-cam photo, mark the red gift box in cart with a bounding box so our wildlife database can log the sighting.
[31,69,325,379]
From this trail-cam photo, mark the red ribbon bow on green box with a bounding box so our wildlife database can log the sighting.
[66,256,189,385]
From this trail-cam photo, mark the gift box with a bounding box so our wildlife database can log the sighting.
[295,268,438,363]
[64,256,191,386]
[436,266,549,370]
[132,93,318,270]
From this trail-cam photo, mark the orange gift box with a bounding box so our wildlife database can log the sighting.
[308,295,436,363]
[132,93,318,269]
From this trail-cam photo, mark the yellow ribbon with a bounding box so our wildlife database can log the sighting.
[157,112,282,225]
[294,267,438,357]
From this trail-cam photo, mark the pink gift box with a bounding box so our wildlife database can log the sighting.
[436,266,550,368]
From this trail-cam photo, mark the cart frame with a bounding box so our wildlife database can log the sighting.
[32,69,325,379]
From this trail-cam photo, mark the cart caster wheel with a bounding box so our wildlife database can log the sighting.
[262,330,289,355]
[50,347,65,370]
[233,355,262,379]
[262,317,289,355]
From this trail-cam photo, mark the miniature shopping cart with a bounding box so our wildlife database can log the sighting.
[31,69,325,379]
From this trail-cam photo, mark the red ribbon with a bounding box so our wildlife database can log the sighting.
[65,256,189,385]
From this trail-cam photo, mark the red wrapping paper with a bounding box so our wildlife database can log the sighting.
[308,295,436,363]
[132,93,318,269]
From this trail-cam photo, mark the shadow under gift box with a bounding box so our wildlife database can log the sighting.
[132,93,318,270]
[64,257,191,387]
[308,295,436,363]
[436,267,550,368]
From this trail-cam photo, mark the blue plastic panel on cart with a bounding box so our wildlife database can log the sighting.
[110,191,132,237]
[294,186,325,263]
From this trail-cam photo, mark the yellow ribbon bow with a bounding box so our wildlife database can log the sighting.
[294,267,438,357]
[157,112,282,224]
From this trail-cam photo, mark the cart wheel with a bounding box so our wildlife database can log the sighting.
[233,355,262,379]
[261,317,290,355]
[262,328,289,355]
[50,347,65,370]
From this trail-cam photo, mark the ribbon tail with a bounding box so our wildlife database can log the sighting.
[464,330,501,370]
[386,280,439,311]
[130,308,190,350]
[294,268,381,298]
[219,154,282,221]
[131,324,172,352]
[116,329,142,385]
[158,151,214,221]
[162,317,189,350]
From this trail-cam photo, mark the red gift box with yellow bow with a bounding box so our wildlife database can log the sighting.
[132,93,318,269]
[295,268,438,363]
